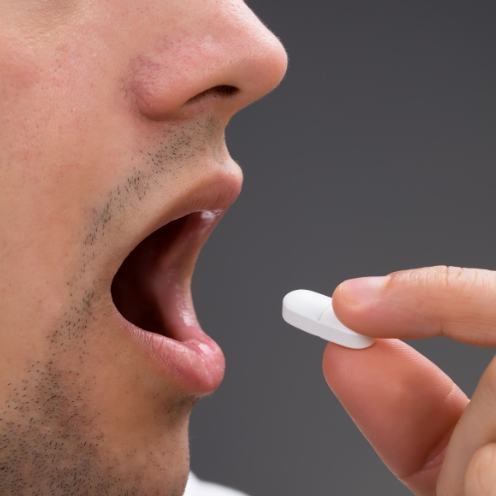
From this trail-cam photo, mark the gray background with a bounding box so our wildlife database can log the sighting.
[191,2,496,494]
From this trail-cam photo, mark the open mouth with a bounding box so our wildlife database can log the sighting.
[107,170,242,394]
[111,211,216,340]
[109,206,230,395]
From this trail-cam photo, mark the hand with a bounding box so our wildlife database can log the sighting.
[322,266,496,496]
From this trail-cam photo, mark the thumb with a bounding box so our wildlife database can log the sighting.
[323,339,467,495]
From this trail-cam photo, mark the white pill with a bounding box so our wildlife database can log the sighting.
[282,289,375,349]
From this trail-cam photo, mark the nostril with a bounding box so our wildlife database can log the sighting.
[214,85,239,96]
[186,85,239,105]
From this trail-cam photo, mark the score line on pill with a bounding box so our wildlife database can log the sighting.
[282,289,375,349]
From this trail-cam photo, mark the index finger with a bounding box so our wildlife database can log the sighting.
[332,266,496,346]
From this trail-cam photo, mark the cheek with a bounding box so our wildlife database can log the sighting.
[0,34,42,93]
[0,32,113,192]
[0,39,43,164]
[0,37,116,306]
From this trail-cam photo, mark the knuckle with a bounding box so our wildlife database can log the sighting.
[465,444,496,495]
[391,265,483,293]
[388,265,467,290]
[439,265,470,291]
[440,265,494,295]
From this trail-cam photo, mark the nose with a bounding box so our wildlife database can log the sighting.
[130,1,288,121]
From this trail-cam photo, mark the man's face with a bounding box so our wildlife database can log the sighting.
[0,1,286,494]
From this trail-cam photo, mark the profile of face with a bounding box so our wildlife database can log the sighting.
[0,1,287,494]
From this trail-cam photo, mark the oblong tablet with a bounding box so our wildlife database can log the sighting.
[282,289,375,349]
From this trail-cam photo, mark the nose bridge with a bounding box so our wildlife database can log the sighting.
[131,2,288,120]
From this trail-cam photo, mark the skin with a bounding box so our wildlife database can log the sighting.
[325,266,496,495]
[0,1,287,494]
[3,2,494,496]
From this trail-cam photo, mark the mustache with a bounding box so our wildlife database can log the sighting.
[83,115,224,251]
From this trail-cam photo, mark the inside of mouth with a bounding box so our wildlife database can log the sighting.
[110,215,191,339]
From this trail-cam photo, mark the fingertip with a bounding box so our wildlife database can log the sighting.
[333,276,389,311]
[322,342,337,388]
[322,339,386,394]
[322,341,335,374]
[332,278,426,339]
[332,281,386,336]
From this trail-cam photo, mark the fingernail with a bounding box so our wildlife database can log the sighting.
[336,276,389,308]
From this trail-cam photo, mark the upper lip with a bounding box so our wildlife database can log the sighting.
[136,167,241,251]
[106,164,243,287]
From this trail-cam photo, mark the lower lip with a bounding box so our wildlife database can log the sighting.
[121,318,226,396]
